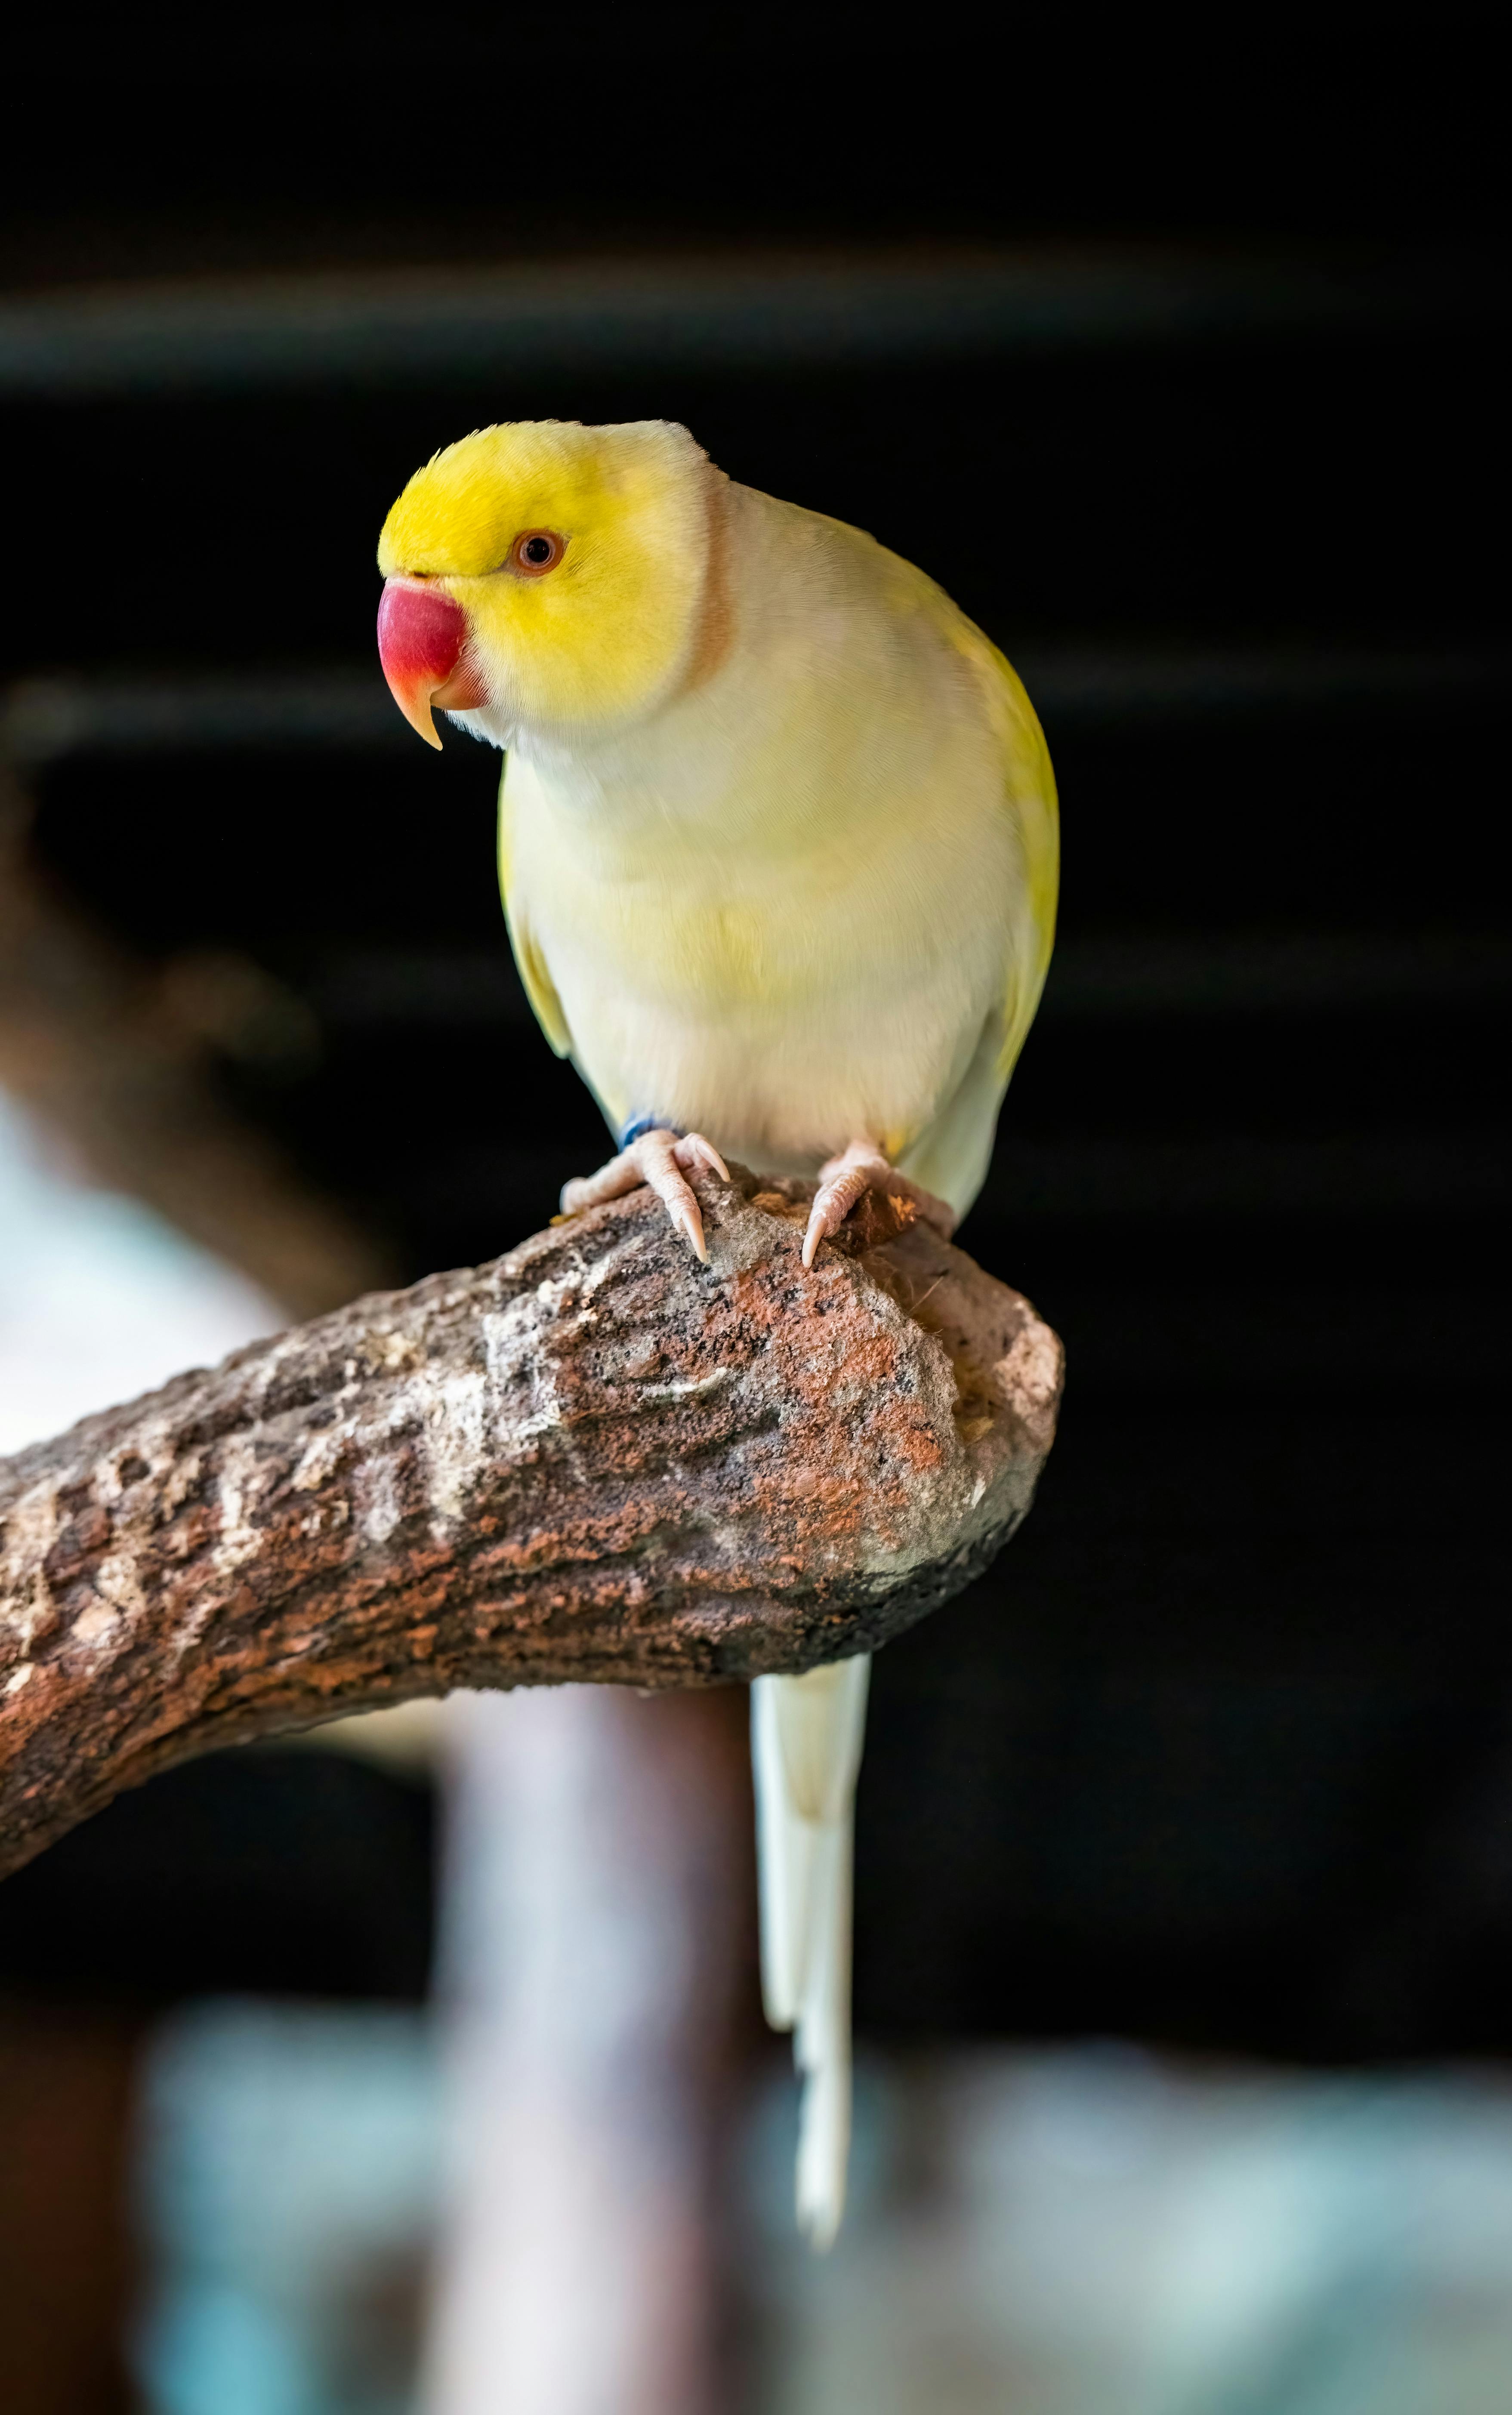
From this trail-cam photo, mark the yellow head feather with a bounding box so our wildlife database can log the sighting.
[377,419,716,731]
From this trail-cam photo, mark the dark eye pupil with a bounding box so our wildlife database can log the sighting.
[523,536,553,564]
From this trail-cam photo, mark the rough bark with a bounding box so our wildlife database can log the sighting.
[0,1167,1062,1880]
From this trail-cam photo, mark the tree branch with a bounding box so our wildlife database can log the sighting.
[0,1169,1062,1880]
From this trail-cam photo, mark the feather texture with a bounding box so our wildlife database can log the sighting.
[378,419,1059,2245]
[494,478,1058,1212]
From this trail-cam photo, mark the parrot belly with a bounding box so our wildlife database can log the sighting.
[496,479,1056,1227]
[502,759,1024,1221]
[569,949,996,1197]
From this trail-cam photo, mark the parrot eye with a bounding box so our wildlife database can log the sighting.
[509,529,566,577]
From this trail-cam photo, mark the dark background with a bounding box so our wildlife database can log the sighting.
[1,15,1508,2061]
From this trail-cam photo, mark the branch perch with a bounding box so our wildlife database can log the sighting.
[0,1168,1062,1879]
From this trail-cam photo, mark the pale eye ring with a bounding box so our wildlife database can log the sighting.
[509,528,566,577]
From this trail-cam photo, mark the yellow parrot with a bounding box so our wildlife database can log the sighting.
[376,418,1058,2248]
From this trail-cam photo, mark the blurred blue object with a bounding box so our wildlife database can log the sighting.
[130,2013,1512,2415]
[133,2002,439,2415]
[744,2047,1512,2415]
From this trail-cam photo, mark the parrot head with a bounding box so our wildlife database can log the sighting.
[376,418,716,748]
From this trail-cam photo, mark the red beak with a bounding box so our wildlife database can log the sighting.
[377,578,486,749]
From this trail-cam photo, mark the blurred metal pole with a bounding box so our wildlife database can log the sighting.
[423,1686,753,2415]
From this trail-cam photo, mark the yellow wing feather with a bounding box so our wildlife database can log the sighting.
[931,602,1059,1081]
[988,643,1059,1080]
[498,771,572,1058]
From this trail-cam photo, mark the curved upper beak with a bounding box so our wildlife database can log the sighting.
[376,578,485,749]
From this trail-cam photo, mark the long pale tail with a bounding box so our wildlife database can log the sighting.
[750,1654,871,2249]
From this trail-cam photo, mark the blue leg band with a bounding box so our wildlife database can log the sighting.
[618,1112,682,1150]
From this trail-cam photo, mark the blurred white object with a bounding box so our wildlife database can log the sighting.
[423,1687,747,2415]
[0,1080,429,1763]
[0,1085,282,1454]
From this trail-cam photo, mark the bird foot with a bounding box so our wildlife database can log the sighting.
[801,1141,955,1270]
[559,1129,729,1263]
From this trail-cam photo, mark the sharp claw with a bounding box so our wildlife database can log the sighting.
[673,1195,708,1261]
[800,1139,941,1271]
[673,1132,729,1183]
[560,1127,725,1261]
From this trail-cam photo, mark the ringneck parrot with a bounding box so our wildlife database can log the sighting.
[376,417,1058,2246]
